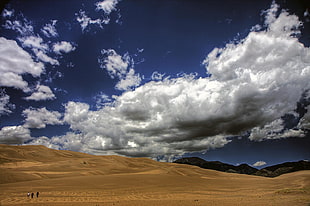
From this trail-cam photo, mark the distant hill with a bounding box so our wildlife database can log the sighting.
[173,157,310,177]
[1,144,310,206]
[254,160,310,177]
[174,157,258,175]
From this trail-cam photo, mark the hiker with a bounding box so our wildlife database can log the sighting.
[36,192,39,198]
[31,192,34,198]
[27,192,30,198]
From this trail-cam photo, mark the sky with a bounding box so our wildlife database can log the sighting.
[0,0,310,167]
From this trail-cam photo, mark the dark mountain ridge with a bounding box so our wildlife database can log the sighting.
[173,157,310,177]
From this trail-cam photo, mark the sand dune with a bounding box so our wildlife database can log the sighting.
[0,144,309,206]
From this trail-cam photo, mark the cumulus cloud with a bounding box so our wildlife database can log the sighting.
[252,161,267,167]
[99,49,141,90]
[0,37,44,91]
[203,3,310,140]
[0,126,31,144]
[95,0,119,15]
[25,85,56,101]
[53,41,76,54]
[41,20,58,38]
[23,107,63,129]
[5,2,309,159]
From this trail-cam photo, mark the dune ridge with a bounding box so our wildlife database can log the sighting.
[0,144,309,206]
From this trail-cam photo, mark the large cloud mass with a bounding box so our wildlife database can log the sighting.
[3,3,310,160]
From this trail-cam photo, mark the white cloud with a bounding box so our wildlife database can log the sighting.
[76,10,109,31]
[249,119,285,141]
[0,37,44,91]
[41,20,58,38]
[5,2,308,159]
[33,49,59,65]
[115,68,141,91]
[99,49,129,78]
[0,90,14,116]
[252,161,267,167]
[95,0,119,15]
[23,107,63,129]
[52,3,310,158]
[93,92,112,109]
[18,35,48,51]
[25,85,56,101]
[53,41,76,54]
[99,49,141,90]
[2,9,14,18]
[4,19,34,36]
[18,35,60,65]
[151,71,165,81]
[0,126,31,144]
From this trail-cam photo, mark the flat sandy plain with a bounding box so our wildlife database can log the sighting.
[0,144,309,206]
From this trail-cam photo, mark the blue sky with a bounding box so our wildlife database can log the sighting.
[0,0,309,167]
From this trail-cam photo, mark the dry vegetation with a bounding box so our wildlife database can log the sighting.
[0,144,309,206]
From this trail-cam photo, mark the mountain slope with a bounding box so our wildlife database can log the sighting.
[174,157,258,175]
[174,157,310,177]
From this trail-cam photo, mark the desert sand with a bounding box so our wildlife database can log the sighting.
[0,144,309,206]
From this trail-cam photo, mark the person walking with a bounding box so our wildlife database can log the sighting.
[27,192,30,198]
[36,192,39,198]
[31,192,34,198]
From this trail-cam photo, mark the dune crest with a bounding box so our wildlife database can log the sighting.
[0,144,309,206]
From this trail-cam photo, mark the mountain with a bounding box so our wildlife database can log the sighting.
[254,160,310,177]
[174,157,258,175]
[174,157,310,177]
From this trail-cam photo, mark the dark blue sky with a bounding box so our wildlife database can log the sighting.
[0,0,309,167]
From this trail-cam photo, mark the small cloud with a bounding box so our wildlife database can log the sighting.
[25,85,56,101]
[23,107,63,129]
[252,161,267,167]
[41,20,58,38]
[0,90,14,116]
[95,0,119,15]
[93,92,112,109]
[304,9,309,17]
[2,9,14,18]
[4,18,34,36]
[151,71,165,81]
[75,10,109,32]
[99,49,141,91]
[33,49,59,65]
[53,41,76,54]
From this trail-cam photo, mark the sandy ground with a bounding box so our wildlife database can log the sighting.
[0,144,309,206]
